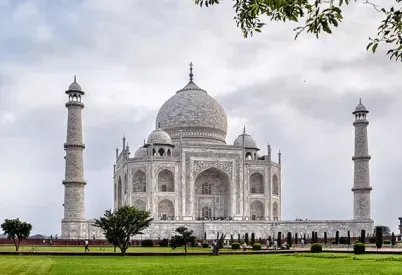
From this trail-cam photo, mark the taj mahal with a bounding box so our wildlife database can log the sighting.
[60,64,374,240]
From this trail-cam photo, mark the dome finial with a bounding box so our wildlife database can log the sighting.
[243,125,246,134]
[74,75,77,83]
[359,98,362,104]
[189,62,194,81]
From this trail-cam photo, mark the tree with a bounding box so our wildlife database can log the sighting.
[361,229,366,243]
[194,0,402,62]
[335,231,340,245]
[230,234,234,244]
[347,231,351,246]
[392,232,396,247]
[295,233,298,246]
[324,232,327,245]
[277,231,282,247]
[287,232,292,247]
[93,206,153,255]
[175,226,195,256]
[375,226,383,249]
[212,233,226,255]
[1,218,32,251]
[251,232,255,245]
[245,233,249,245]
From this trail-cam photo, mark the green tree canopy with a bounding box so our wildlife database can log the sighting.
[175,226,195,255]
[194,0,402,61]
[93,206,153,255]
[1,218,32,251]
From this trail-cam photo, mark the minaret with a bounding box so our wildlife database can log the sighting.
[352,99,372,220]
[61,76,86,238]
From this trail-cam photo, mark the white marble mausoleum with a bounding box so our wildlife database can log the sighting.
[60,65,374,240]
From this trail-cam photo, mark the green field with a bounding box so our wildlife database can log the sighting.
[1,254,402,275]
[0,245,210,253]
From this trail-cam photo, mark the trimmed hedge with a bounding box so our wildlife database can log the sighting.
[311,243,322,253]
[232,242,240,250]
[354,242,365,254]
[252,243,261,250]
[141,239,154,247]
[202,241,209,248]
[158,238,169,247]
[384,240,391,245]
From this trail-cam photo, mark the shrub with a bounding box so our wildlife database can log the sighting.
[339,237,348,245]
[311,243,322,253]
[202,241,209,248]
[360,229,366,244]
[368,237,376,243]
[158,238,169,247]
[252,242,261,250]
[141,239,154,247]
[354,242,366,254]
[376,227,383,249]
[384,240,391,245]
[232,242,240,250]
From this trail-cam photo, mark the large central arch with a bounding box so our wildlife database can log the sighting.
[194,167,231,219]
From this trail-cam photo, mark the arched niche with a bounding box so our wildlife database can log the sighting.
[250,172,264,194]
[273,201,279,220]
[133,199,146,211]
[133,170,146,192]
[124,173,128,195]
[250,200,264,220]
[117,176,122,208]
[194,167,231,218]
[158,169,174,192]
[158,199,174,220]
[272,174,279,196]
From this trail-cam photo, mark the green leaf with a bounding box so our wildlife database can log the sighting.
[372,43,378,53]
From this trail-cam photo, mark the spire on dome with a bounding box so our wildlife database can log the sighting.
[189,62,194,82]
[243,125,246,134]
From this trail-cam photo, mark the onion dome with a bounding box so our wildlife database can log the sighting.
[146,128,172,145]
[155,63,227,144]
[233,127,259,150]
[134,147,148,157]
[353,98,368,113]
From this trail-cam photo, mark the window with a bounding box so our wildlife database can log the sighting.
[161,185,167,192]
[161,214,167,220]
[202,206,212,218]
[201,182,212,195]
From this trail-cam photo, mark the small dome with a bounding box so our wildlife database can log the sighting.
[234,130,259,150]
[147,128,172,145]
[353,99,369,114]
[134,147,148,157]
[69,82,82,92]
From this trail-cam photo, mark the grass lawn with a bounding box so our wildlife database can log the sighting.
[0,245,210,253]
[1,253,402,275]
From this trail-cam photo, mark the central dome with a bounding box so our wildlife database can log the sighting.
[156,79,228,145]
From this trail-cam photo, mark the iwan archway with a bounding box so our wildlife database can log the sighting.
[194,167,231,219]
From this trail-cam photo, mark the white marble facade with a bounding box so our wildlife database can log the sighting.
[61,66,374,240]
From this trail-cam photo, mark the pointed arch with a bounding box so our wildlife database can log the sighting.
[245,152,252,160]
[124,172,128,194]
[273,201,279,220]
[272,174,279,196]
[133,170,146,192]
[117,176,122,208]
[158,148,165,156]
[250,200,264,220]
[158,169,174,192]
[133,199,146,211]
[158,199,174,220]
[250,172,264,194]
[195,167,231,218]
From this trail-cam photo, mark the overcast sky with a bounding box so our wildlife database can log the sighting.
[0,0,401,236]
